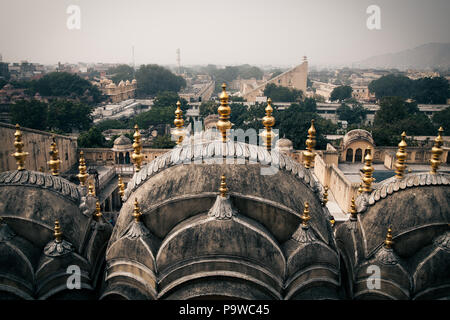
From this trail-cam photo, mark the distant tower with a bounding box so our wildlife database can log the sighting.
[0,53,2,63]
[132,45,135,77]
[176,48,181,75]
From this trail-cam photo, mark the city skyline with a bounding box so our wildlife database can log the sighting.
[1,0,450,67]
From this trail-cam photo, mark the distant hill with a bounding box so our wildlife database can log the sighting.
[356,43,450,70]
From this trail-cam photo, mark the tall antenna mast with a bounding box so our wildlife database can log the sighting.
[132,45,135,76]
[176,48,181,75]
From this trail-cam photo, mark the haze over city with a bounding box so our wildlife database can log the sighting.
[1,0,450,67]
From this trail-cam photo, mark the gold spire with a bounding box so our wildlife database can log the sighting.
[219,174,228,198]
[430,127,444,174]
[362,147,374,193]
[54,220,62,243]
[95,201,102,220]
[47,136,61,176]
[384,227,394,249]
[77,151,88,186]
[217,83,231,143]
[394,132,408,179]
[330,216,335,228]
[173,101,185,145]
[301,202,311,227]
[11,124,29,171]
[357,183,363,194]
[349,196,357,221]
[261,98,275,151]
[133,198,142,222]
[303,120,316,169]
[322,186,329,206]
[132,124,144,172]
[118,174,125,199]
[88,182,95,196]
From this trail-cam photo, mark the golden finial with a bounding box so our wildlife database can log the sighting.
[95,201,102,220]
[330,216,335,227]
[118,174,125,199]
[173,101,185,145]
[261,98,275,151]
[349,196,357,221]
[394,132,408,179]
[217,83,231,143]
[322,186,329,206]
[133,198,142,222]
[362,147,374,193]
[47,136,61,176]
[357,183,363,194]
[430,127,444,174]
[77,151,88,186]
[303,120,316,169]
[301,202,311,227]
[384,227,394,249]
[88,182,95,196]
[54,220,62,243]
[11,124,29,171]
[219,174,228,198]
[132,124,144,172]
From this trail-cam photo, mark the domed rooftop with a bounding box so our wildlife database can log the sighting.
[102,139,340,300]
[336,171,450,299]
[342,129,375,150]
[112,135,132,152]
[276,138,293,153]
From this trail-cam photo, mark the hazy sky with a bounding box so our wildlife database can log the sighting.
[1,0,449,67]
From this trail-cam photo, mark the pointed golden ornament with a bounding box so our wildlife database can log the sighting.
[133,198,142,222]
[88,182,95,196]
[118,174,125,198]
[384,227,394,249]
[301,202,311,227]
[219,175,228,198]
[217,83,231,143]
[95,201,102,220]
[173,101,186,145]
[77,151,88,186]
[394,132,408,179]
[349,196,357,221]
[132,124,144,172]
[11,124,29,171]
[322,186,329,206]
[362,147,374,193]
[260,98,276,151]
[430,127,444,174]
[47,136,62,176]
[54,220,63,243]
[303,120,316,169]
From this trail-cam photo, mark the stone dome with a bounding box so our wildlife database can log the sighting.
[276,138,293,153]
[336,172,450,299]
[342,129,375,150]
[112,135,132,152]
[0,170,112,299]
[102,140,340,300]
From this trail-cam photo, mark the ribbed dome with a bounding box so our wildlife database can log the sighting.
[114,135,131,146]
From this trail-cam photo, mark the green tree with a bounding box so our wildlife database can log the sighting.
[337,103,367,125]
[330,85,353,102]
[29,72,104,104]
[432,106,450,130]
[77,127,108,148]
[135,64,186,97]
[199,101,218,118]
[263,83,303,102]
[372,96,435,146]
[153,91,188,112]
[412,77,449,104]
[151,135,176,149]
[47,100,93,133]
[10,99,48,130]
[368,74,413,100]
[107,64,135,83]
